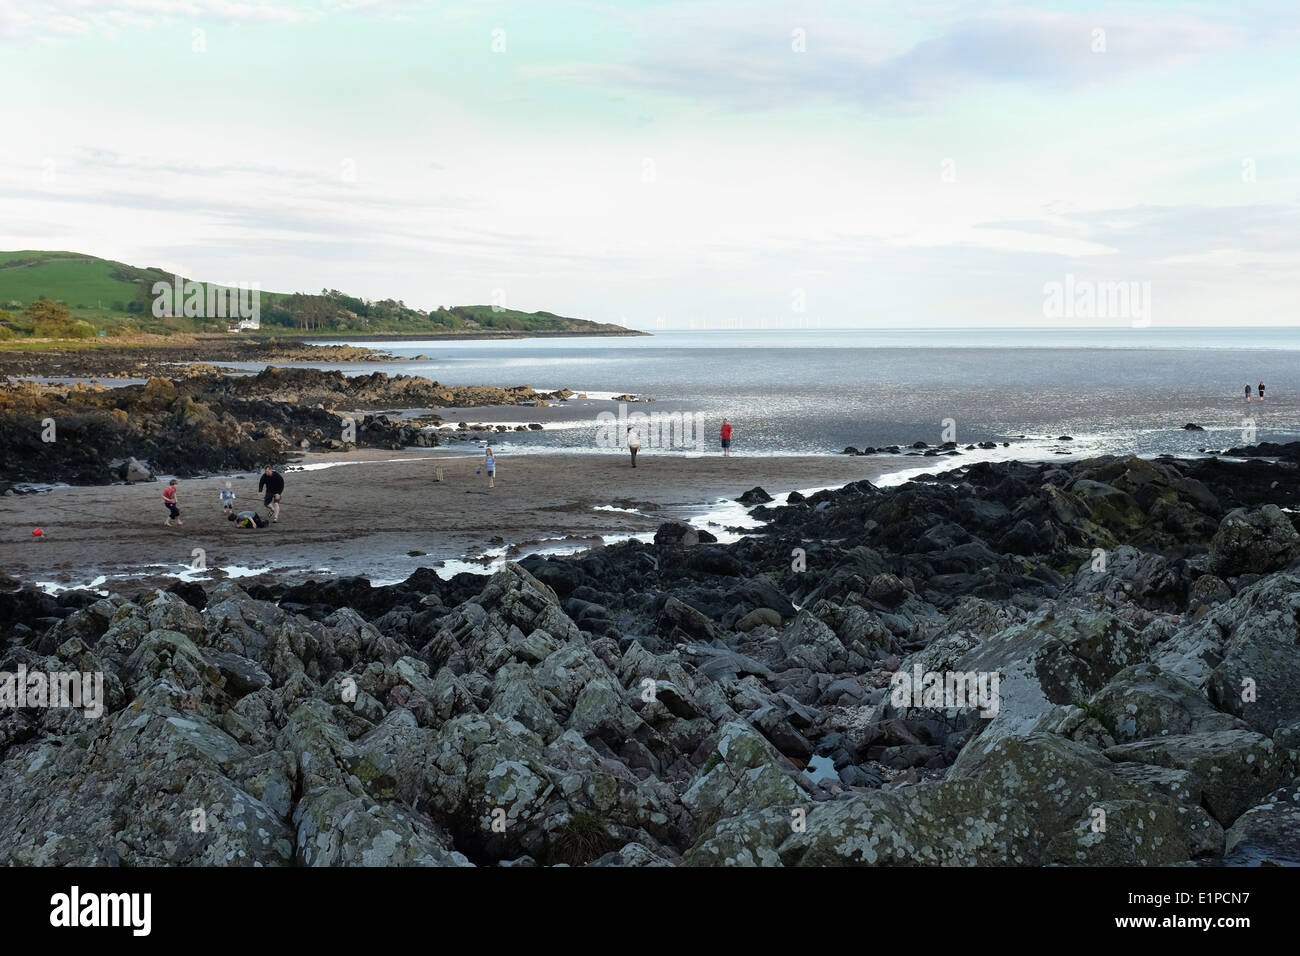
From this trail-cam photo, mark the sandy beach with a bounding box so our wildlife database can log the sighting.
[1,449,911,591]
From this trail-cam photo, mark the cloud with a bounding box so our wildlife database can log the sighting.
[528,8,1252,112]
[980,202,1300,259]
[0,0,315,39]
[0,0,513,39]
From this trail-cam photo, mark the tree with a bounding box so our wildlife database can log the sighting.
[27,299,71,325]
[27,300,83,338]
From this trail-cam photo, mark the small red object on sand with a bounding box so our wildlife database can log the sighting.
[32,528,43,537]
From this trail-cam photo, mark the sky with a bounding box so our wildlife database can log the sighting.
[2,0,1298,330]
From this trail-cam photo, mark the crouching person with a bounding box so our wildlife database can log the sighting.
[228,510,270,529]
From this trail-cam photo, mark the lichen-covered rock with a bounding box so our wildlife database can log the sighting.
[1067,545,1185,608]
[775,781,1038,865]
[590,841,675,866]
[421,564,581,675]
[276,698,361,793]
[1104,730,1290,825]
[294,787,470,866]
[1208,505,1300,577]
[348,708,433,804]
[424,712,564,860]
[1155,573,1300,734]
[778,610,849,671]
[1188,573,1232,608]
[945,607,1147,745]
[569,678,642,739]
[0,687,294,866]
[682,721,807,831]
[489,663,565,741]
[680,807,794,867]
[1085,664,1248,742]
[1223,786,1300,866]
[1044,798,1222,865]
[950,732,1221,861]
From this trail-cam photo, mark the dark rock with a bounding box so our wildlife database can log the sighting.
[1208,506,1300,577]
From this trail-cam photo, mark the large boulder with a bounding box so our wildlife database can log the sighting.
[951,733,1222,864]
[1154,573,1300,734]
[932,606,1148,745]
[682,721,807,831]
[1104,730,1291,826]
[1208,505,1300,577]
[294,787,470,866]
[1067,545,1186,609]
[0,679,295,866]
[108,456,155,483]
[1224,786,1300,866]
[1085,664,1249,743]
[777,610,850,672]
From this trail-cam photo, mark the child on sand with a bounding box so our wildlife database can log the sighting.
[484,448,496,489]
[220,481,236,514]
[227,510,269,529]
[626,426,641,467]
[1245,384,1252,402]
[163,479,182,527]
[1259,382,1266,401]
[720,419,733,457]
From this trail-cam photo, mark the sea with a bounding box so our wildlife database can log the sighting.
[227,326,1300,463]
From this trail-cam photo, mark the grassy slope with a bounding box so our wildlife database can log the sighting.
[0,253,135,309]
[0,251,633,337]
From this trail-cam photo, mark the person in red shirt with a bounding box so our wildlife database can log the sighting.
[720,419,733,457]
[163,479,182,527]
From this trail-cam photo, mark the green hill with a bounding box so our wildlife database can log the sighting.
[0,251,636,338]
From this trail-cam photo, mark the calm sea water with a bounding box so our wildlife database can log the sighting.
[267,327,1300,459]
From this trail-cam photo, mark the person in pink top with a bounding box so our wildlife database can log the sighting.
[163,479,182,527]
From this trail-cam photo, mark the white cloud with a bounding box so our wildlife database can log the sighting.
[527,7,1250,112]
[0,0,312,39]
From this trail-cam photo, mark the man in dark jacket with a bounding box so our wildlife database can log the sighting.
[258,466,285,522]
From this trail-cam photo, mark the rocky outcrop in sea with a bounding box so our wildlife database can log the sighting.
[0,368,571,486]
[1,447,1298,866]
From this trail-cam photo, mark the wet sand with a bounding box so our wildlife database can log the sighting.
[1,449,914,592]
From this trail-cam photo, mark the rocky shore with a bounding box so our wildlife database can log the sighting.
[0,367,572,486]
[0,336,392,380]
[2,446,1298,866]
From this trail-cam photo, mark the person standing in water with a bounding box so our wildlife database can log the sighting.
[1245,383,1252,403]
[484,447,496,489]
[626,426,641,467]
[1258,381,1266,402]
[259,466,284,522]
[720,419,733,457]
[163,479,182,527]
